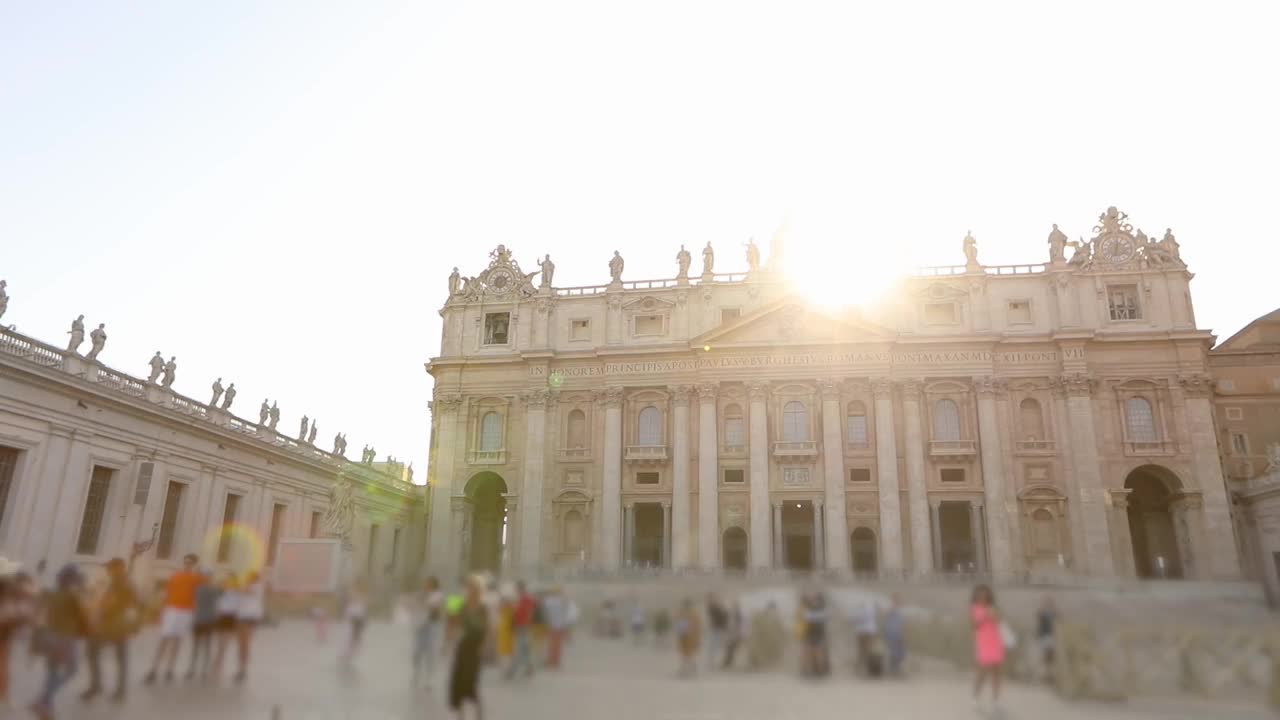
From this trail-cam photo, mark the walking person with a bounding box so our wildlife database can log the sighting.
[722,601,744,669]
[449,576,488,720]
[803,592,830,678]
[80,559,140,702]
[882,593,906,677]
[210,572,241,679]
[0,563,36,710]
[341,580,368,667]
[505,581,535,679]
[233,571,266,683]
[970,585,1006,712]
[412,576,444,688]
[704,594,728,672]
[1036,595,1057,682]
[629,601,646,645]
[542,587,567,669]
[185,569,220,680]
[143,553,202,685]
[851,598,877,677]
[675,598,701,678]
[29,565,89,720]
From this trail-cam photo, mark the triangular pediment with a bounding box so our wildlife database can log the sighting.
[692,297,896,348]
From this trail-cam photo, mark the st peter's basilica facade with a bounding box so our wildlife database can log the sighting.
[424,207,1242,582]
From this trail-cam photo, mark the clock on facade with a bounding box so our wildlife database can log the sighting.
[1099,236,1135,263]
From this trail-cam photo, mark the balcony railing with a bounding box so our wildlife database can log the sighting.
[929,440,977,457]
[625,445,668,462]
[773,440,818,458]
[468,449,507,465]
[1126,440,1174,455]
[559,447,591,462]
[1015,440,1055,453]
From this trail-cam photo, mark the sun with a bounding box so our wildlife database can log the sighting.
[780,227,907,310]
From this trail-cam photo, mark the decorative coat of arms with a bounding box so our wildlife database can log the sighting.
[449,245,538,303]
[1069,206,1185,271]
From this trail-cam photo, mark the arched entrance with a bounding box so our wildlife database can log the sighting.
[1124,465,1183,579]
[722,527,748,570]
[465,472,508,573]
[850,527,877,573]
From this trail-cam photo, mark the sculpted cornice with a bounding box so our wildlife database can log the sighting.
[1052,373,1095,398]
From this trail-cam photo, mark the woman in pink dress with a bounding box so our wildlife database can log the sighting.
[970,584,1005,709]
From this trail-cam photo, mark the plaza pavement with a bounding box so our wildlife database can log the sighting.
[5,620,1272,719]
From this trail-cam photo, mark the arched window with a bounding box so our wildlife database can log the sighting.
[479,411,502,451]
[782,401,809,442]
[638,406,663,446]
[566,409,587,448]
[933,399,961,442]
[1125,397,1157,443]
[562,509,585,553]
[846,401,869,446]
[723,403,745,448]
[1019,398,1045,441]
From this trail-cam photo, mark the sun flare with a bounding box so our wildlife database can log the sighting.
[777,217,909,311]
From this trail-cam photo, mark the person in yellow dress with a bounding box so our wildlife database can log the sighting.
[495,596,515,662]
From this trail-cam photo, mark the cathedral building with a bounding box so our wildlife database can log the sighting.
[424,207,1242,582]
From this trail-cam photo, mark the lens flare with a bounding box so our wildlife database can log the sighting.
[202,522,267,576]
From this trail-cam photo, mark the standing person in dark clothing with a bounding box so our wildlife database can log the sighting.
[721,601,744,669]
[1036,595,1057,681]
[449,576,488,720]
[186,569,220,680]
[81,559,140,703]
[30,564,89,720]
[704,594,728,671]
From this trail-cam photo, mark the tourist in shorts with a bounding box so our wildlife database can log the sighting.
[234,571,266,683]
[144,554,201,685]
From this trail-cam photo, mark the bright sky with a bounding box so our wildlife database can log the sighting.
[3,2,1278,483]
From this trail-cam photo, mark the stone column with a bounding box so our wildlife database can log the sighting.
[601,387,625,570]
[661,501,672,569]
[16,424,75,570]
[1056,374,1115,576]
[1178,374,1242,578]
[899,380,932,575]
[671,386,693,568]
[427,395,464,581]
[974,377,1012,575]
[772,501,784,569]
[812,498,825,570]
[930,500,944,572]
[872,378,904,574]
[696,384,719,569]
[970,501,988,572]
[1171,492,1207,579]
[520,389,549,572]
[45,433,94,569]
[623,501,635,568]
[818,380,849,571]
[748,382,772,569]
[1106,489,1136,577]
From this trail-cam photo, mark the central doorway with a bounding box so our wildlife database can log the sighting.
[781,500,815,571]
[631,503,664,568]
[1125,466,1183,579]
[722,527,748,570]
[938,501,977,572]
[850,527,878,573]
[465,472,507,573]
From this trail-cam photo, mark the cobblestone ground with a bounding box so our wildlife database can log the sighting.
[5,621,1272,719]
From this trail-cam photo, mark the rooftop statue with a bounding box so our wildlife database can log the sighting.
[963,231,979,268]
[221,383,236,410]
[268,401,280,429]
[676,245,691,278]
[538,254,555,288]
[307,421,318,445]
[161,356,177,388]
[85,323,107,362]
[258,399,270,426]
[211,378,225,406]
[147,352,164,383]
[66,315,85,354]
[0,279,8,320]
[448,267,461,296]
[299,415,309,441]
[609,251,624,283]
[1047,224,1068,264]
[746,238,760,273]
[702,241,715,274]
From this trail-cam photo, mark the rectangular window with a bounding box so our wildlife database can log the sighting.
[217,493,241,563]
[483,312,510,345]
[724,417,746,448]
[1007,300,1032,324]
[940,468,966,483]
[723,468,745,484]
[155,481,186,560]
[569,318,591,341]
[0,447,18,533]
[310,510,323,539]
[720,308,741,325]
[390,528,402,574]
[846,415,868,446]
[636,471,660,485]
[368,524,380,571]
[1231,432,1250,456]
[1225,407,1243,421]
[634,314,663,336]
[133,461,155,506]
[1107,285,1141,320]
[267,503,287,566]
[924,302,957,325]
[848,468,871,484]
[76,466,115,555]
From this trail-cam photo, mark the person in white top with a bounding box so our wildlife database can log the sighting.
[412,576,444,687]
[341,580,369,666]
[210,572,241,679]
[234,571,266,684]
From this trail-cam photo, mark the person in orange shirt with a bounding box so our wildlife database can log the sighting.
[143,553,201,685]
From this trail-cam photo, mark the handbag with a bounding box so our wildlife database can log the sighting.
[999,621,1017,649]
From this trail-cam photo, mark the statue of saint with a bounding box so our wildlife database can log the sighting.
[366,446,376,465]
[268,401,280,429]
[85,323,107,361]
[538,254,555,287]
[702,242,715,274]
[448,267,461,296]
[333,432,344,455]
[221,383,236,410]
[67,315,85,353]
[211,378,225,406]
[676,245,691,278]
[0,279,9,321]
[161,357,177,388]
[258,399,270,425]
[1047,224,1068,264]
[963,232,979,267]
[147,352,165,383]
[1161,228,1181,262]
[307,422,318,445]
[609,251,624,283]
[746,238,761,272]
[321,477,356,542]
[299,415,309,442]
